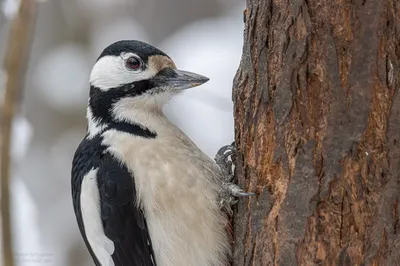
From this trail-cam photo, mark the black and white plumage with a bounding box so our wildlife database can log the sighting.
[71,40,249,266]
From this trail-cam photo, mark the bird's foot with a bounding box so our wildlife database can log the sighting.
[215,142,255,214]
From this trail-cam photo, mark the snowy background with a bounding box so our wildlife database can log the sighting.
[0,0,244,265]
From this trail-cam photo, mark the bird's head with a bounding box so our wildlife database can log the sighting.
[88,40,209,124]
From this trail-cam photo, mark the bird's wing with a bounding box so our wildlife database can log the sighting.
[97,153,156,266]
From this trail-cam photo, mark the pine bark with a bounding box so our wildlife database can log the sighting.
[232,0,400,265]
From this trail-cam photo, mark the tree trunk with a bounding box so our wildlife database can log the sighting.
[232,0,400,265]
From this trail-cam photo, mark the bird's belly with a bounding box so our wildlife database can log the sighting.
[133,150,228,266]
[142,180,227,266]
[104,134,228,266]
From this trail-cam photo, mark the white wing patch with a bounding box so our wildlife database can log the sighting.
[80,168,115,266]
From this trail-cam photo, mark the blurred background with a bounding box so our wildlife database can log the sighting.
[0,0,245,265]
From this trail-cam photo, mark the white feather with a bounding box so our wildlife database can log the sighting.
[112,93,176,123]
[80,168,115,266]
[99,103,230,266]
[89,53,158,91]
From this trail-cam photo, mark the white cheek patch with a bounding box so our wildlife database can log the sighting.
[89,54,158,91]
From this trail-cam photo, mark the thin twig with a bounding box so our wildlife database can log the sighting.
[1,1,37,266]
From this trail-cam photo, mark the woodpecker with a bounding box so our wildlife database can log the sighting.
[71,40,253,266]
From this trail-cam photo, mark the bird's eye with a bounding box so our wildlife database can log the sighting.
[126,57,142,70]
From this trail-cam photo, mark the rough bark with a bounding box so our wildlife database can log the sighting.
[232,0,400,265]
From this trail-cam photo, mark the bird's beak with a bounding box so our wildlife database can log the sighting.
[152,68,209,90]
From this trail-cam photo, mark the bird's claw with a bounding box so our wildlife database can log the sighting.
[215,142,255,214]
[214,142,236,180]
[225,183,254,197]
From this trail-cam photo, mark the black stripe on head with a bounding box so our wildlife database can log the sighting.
[98,40,169,63]
[89,80,151,124]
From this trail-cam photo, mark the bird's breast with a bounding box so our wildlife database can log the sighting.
[101,129,229,266]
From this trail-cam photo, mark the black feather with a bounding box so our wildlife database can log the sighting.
[89,82,151,125]
[98,40,169,62]
[71,125,157,266]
